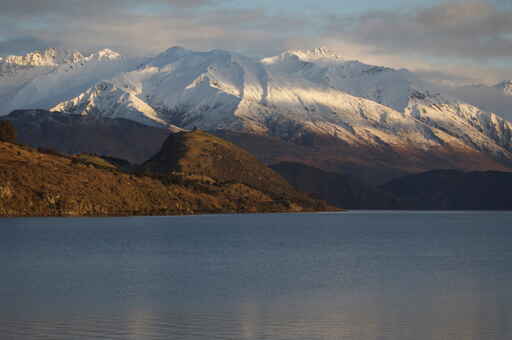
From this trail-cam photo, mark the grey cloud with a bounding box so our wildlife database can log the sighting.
[0,0,219,15]
[0,37,62,56]
[3,6,307,58]
[326,0,512,60]
[0,0,308,58]
[414,69,480,87]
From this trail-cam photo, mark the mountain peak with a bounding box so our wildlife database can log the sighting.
[90,48,122,61]
[0,48,85,67]
[160,46,190,58]
[261,47,344,67]
[0,47,122,68]
[285,47,343,61]
[149,46,193,66]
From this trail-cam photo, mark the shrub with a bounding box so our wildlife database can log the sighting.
[0,121,16,143]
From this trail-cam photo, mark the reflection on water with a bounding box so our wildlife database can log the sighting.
[1,212,511,340]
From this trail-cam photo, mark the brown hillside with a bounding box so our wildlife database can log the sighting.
[0,140,332,217]
[142,130,307,200]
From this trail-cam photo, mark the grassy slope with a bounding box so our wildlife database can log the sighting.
[142,130,320,204]
[0,139,332,217]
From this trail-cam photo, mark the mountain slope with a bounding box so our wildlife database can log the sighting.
[3,109,172,163]
[261,47,416,112]
[2,47,512,180]
[51,81,170,127]
[405,92,512,161]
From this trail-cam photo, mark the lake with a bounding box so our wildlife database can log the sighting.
[1,211,512,340]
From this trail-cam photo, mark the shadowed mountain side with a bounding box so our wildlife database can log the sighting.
[0,141,333,217]
[213,130,512,185]
[380,170,512,210]
[213,130,410,184]
[270,162,397,209]
[4,110,171,163]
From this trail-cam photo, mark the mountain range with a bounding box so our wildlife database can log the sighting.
[1,46,512,184]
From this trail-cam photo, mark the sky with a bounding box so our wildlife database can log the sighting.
[0,0,511,85]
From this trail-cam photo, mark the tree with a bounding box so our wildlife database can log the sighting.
[0,120,16,143]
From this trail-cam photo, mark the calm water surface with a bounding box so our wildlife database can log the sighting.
[1,211,512,340]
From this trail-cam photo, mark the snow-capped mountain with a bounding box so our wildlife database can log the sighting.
[51,81,169,127]
[2,46,512,173]
[0,47,122,72]
[0,48,138,114]
[261,47,416,111]
[54,46,425,133]
[0,48,84,70]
